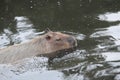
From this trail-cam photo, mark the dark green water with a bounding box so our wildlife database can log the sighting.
[1,0,120,80]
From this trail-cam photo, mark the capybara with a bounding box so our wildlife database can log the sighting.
[0,29,77,63]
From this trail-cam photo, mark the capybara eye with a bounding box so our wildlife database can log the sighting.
[45,35,51,40]
[56,38,61,41]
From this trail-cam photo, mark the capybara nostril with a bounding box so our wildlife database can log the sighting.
[67,37,77,47]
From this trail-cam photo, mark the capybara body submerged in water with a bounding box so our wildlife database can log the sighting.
[0,29,77,63]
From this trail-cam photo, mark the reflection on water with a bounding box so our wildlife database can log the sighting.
[1,0,120,80]
[14,16,38,43]
[0,62,63,80]
[0,30,11,48]
[89,11,120,80]
[0,16,44,48]
[16,70,64,80]
[98,12,120,22]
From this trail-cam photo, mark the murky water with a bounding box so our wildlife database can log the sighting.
[0,0,120,80]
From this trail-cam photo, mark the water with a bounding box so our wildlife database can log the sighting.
[0,0,120,80]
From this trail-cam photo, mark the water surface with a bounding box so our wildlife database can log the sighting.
[0,0,120,80]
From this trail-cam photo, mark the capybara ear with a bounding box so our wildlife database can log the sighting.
[45,35,51,40]
[45,28,52,33]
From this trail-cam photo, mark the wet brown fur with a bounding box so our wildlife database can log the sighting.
[0,31,77,63]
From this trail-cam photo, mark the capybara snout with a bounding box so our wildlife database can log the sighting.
[66,36,77,47]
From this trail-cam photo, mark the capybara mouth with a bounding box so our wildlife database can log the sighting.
[54,47,77,58]
[38,46,77,60]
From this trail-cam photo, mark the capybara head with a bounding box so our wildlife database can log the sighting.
[38,30,77,55]
[0,29,77,63]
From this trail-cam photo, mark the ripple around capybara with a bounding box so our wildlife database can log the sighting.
[0,29,77,64]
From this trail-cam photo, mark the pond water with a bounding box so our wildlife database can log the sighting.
[0,0,120,80]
